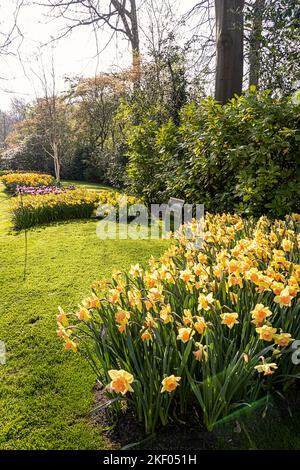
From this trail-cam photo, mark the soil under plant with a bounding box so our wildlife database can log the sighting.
[92,381,300,450]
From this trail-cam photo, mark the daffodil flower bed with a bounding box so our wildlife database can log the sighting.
[97,190,140,208]
[11,188,140,229]
[1,172,55,192]
[57,213,300,433]
[11,189,100,229]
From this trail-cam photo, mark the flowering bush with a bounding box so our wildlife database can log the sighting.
[123,89,300,217]
[1,172,55,192]
[57,213,300,433]
[12,189,100,229]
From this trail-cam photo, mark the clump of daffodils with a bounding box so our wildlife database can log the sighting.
[57,213,300,433]
[11,187,140,230]
[2,172,55,192]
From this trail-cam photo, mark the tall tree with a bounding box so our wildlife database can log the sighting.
[248,0,265,87]
[215,0,244,104]
[67,73,128,152]
[245,0,300,95]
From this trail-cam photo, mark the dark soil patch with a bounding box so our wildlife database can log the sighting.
[92,382,230,450]
[91,381,300,450]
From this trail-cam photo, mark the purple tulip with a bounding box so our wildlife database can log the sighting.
[15,185,70,196]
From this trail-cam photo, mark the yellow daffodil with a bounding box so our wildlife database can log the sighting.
[220,312,239,329]
[141,329,153,342]
[148,287,164,304]
[194,316,206,334]
[56,306,68,326]
[82,296,100,309]
[197,293,214,311]
[129,264,143,278]
[183,309,193,326]
[287,282,298,298]
[271,282,285,296]
[251,304,272,326]
[193,343,208,362]
[254,359,278,376]
[160,265,174,283]
[76,307,91,321]
[161,375,181,393]
[159,304,173,324]
[281,238,293,252]
[144,299,154,311]
[128,289,142,310]
[256,325,277,341]
[177,327,194,343]
[144,313,158,329]
[273,333,293,347]
[197,253,208,264]
[115,310,130,325]
[108,370,134,395]
[228,274,243,288]
[274,287,294,307]
[194,264,206,277]
[227,259,239,274]
[246,268,260,283]
[56,323,70,341]
[64,339,78,353]
[213,265,222,279]
[179,269,195,283]
[108,288,121,305]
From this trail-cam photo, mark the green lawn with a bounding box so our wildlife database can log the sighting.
[62,180,116,193]
[0,181,167,450]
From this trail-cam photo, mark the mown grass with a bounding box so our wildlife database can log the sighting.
[0,181,167,449]
[62,180,116,193]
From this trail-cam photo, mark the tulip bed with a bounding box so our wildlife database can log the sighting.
[2,172,55,192]
[15,185,73,196]
[57,213,300,434]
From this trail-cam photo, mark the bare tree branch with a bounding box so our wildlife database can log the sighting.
[35,0,141,82]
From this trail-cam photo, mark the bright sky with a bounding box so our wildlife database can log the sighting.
[0,0,196,111]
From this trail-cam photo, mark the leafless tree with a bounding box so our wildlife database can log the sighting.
[0,0,24,53]
[36,0,141,82]
[32,57,69,181]
[178,1,216,97]
[0,0,25,88]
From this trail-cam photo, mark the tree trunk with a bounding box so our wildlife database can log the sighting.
[215,0,244,104]
[249,0,265,88]
[129,0,141,85]
[53,141,61,183]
